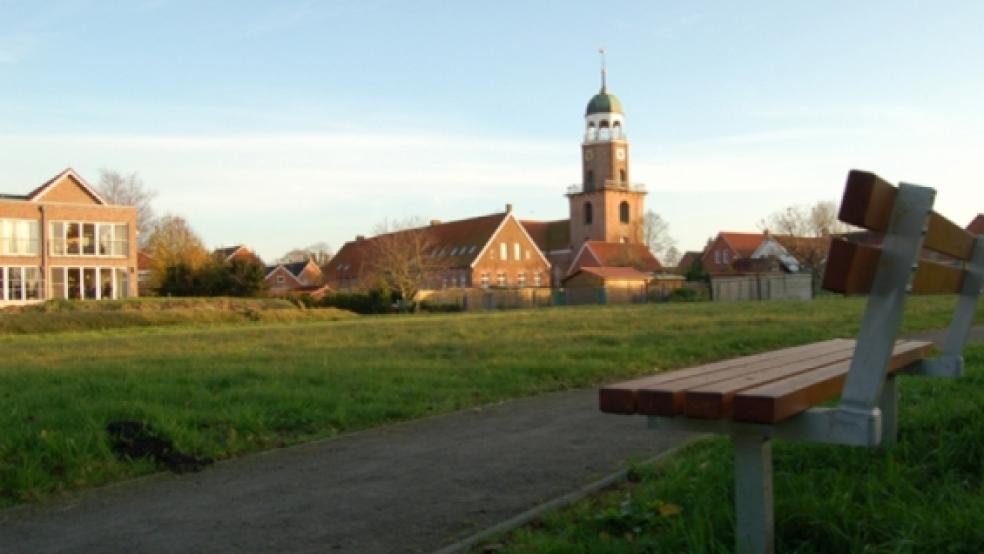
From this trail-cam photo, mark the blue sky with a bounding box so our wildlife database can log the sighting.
[1,1,982,260]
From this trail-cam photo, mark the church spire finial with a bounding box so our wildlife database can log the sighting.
[598,47,607,93]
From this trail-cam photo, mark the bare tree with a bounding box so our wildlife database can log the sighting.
[641,210,677,261]
[365,217,450,311]
[760,201,850,238]
[663,245,681,267]
[97,169,157,244]
[759,200,852,289]
[278,242,333,265]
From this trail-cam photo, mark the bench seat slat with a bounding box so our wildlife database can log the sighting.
[732,340,933,424]
[598,339,852,414]
[643,345,859,418]
[840,170,975,261]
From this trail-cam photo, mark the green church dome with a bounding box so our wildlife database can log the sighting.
[586,90,623,116]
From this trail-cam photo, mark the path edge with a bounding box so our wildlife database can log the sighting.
[431,435,709,554]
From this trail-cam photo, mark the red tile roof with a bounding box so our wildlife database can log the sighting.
[718,232,766,257]
[968,214,984,236]
[584,241,662,272]
[521,219,570,252]
[325,212,509,281]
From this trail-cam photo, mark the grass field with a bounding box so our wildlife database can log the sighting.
[483,343,984,553]
[0,297,355,334]
[0,296,979,508]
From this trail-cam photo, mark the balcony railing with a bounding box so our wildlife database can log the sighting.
[566,180,646,195]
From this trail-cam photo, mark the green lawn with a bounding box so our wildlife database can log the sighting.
[0,296,978,507]
[484,342,984,553]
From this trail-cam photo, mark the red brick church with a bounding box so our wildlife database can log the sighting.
[325,61,661,291]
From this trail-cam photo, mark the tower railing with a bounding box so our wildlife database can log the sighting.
[566,180,646,195]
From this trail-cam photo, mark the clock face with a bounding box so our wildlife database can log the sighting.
[584,150,594,162]
[616,148,626,161]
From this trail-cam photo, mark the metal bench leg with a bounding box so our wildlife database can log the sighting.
[734,434,774,554]
[879,375,899,447]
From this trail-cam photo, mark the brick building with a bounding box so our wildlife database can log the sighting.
[325,206,551,292]
[325,58,662,295]
[265,259,326,296]
[0,168,138,306]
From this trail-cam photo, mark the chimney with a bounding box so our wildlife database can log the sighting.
[505,203,513,213]
[355,235,365,242]
[430,219,442,226]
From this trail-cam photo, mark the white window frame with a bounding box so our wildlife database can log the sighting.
[49,221,129,258]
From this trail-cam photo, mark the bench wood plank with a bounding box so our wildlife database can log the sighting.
[840,170,975,261]
[598,339,852,414]
[824,239,967,295]
[654,346,859,418]
[732,340,933,423]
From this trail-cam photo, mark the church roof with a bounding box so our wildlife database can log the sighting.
[521,219,570,252]
[586,90,623,116]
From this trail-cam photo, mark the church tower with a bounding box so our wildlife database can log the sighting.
[567,51,646,246]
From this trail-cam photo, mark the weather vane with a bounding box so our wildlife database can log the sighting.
[598,47,608,92]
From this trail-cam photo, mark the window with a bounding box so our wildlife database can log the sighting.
[99,225,112,255]
[480,272,490,288]
[620,169,626,182]
[496,272,506,287]
[585,170,594,192]
[0,219,40,255]
[50,267,66,299]
[517,273,526,287]
[66,223,81,254]
[82,224,96,255]
[714,250,722,264]
[584,202,593,225]
[50,222,65,255]
[100,268,113,299]
[500,243,507,260]
[513,242,521,261]
[620,201,630,223]
[116,268,130,299]
[113,224,128,256]
[6,267,21,300]
[534,273,542,287]
[83,268,97,299]
[276,275,285,284]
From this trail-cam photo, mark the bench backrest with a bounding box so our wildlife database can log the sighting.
[821,170,984,414]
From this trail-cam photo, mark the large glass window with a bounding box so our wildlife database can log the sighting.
[7,267,22,301]
[100,268,113,299]
[50,267,66,299]
[114,224,128,256]
[67,223,81,255]
[50,222,65,255]
[0,219,40,255]
[24,268,41,300]
[116,268,130,298]
[50,222,128,257]
[99,225,112,255]
[67,267,81,299]
[82,224,96,255]
[83,268,97,299]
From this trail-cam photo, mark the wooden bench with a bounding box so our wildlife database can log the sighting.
[600,170,984,554]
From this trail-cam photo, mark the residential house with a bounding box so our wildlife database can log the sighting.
[325,206,552,293]
[0,168,138,306]
[566,240,661,276]
[676,250,703,274]
[701,232,767,274]
[266,259,327,297]
[214,244,264,266]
